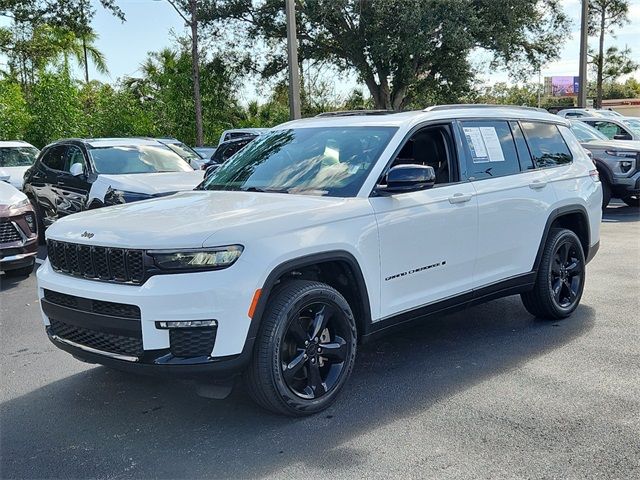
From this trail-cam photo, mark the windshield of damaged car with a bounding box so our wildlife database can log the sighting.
[200,126,397,196]
[89,145,193,174]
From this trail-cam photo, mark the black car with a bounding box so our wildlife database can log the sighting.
[202,135,257,178]
[23,138,202,238]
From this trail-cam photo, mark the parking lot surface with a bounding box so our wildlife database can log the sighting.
[1,202,639,479]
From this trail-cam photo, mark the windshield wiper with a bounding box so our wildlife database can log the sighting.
[241,186,290,194]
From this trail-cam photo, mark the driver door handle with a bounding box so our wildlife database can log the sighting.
[448,193,473,204]
[529,180,548,190]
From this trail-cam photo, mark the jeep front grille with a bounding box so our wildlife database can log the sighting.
[47,240,146,284]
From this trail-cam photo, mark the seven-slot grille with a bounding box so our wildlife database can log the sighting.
[47,239,145,284]
[0,221,22,244]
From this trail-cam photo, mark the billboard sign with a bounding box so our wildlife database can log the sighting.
[545,76,581,96]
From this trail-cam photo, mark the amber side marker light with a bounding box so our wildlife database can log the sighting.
[248,289,262,318]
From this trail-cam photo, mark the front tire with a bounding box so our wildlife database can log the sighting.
[521,228,586,320]
[601,180,611,209]
[4,262,34,278]
[245,280,357,416]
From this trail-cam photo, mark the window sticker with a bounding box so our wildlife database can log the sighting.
[463,126,505,163]
[479,127,505,162]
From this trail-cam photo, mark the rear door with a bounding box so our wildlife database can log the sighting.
[54,144,92,218]
[30,145,66,226]
[457,119,557,287]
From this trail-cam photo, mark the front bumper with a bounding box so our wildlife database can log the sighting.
[611,170,640,197]
[36,258,260,377]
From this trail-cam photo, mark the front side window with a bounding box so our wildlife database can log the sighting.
[0,146,39,167]
[88,145,193,174]
[63,145,86,173]
[587,121,626,139]
[520,122,572,167]
[460,120,520,179]
[202,126,397,197]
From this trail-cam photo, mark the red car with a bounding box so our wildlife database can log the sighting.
[0,181,38,277]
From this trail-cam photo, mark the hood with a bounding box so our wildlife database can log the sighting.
[46,190,353,249]
[581,139,640,151]
[98,171,204,195]
[0,166,29,190]
[0,180,27,206]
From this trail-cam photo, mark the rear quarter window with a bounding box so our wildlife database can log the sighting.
[520,122,572,168]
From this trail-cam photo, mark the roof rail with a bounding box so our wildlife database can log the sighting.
[315,110,396,117]
[424,104,547,113]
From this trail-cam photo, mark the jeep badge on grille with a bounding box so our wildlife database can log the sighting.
[81,231,95,239]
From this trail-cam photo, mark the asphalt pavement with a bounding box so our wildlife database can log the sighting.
[1,201,639,479]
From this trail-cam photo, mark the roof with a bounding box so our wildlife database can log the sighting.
[0,140,37,148]
[273,106,568,130]
[45,138,166,149]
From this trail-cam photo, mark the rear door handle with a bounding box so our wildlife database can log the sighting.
[448,193,473,204]
[529,180,548,190]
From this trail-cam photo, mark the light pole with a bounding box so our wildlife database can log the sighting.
[285,0,301,119]
[578,0,589,107]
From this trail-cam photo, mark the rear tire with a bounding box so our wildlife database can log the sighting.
[601,180,611,209]
[245,280,357,416]
[521,228,585,320]
[28,197,45,244]
[622,195,639,207]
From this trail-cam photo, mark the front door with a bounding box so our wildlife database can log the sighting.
[370,123,478,320]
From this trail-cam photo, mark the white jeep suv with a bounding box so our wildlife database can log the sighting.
[37,106,602,416]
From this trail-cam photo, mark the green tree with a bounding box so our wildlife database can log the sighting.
[589,45,638,101]
[210,0,569,110]
[0,79,31,139]
[25,70,84,147]
[588,0,631,108]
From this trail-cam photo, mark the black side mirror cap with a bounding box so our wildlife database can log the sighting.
[375,164,436,195]
[613,134,632,141]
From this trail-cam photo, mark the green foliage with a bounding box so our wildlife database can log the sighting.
[210,0,569,109]
[0,79,31,139]
[24,70,84,147]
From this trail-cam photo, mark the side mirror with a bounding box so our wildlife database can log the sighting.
[376,164,436,195]
[613,134,632,141]
[69,163,84,177]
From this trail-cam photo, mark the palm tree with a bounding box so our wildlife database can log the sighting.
[48,26,108,82]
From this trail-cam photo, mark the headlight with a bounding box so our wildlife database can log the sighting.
[104,188,154,205]
[149,245,243,271]
[12,198,30,208]
[604,150,637,158]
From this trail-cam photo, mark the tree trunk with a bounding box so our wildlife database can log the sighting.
[596,9,606,109]
[190,0,204,146]
[82,35,89,83]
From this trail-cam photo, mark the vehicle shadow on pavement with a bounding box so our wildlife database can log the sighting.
[0,272,33,293]
[0,296,595,479]
[602,203,640,223]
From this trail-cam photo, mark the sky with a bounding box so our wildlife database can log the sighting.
[9,0,640,102]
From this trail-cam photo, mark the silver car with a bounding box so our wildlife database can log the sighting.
[570,120,639,208]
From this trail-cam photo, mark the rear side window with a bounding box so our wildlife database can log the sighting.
[459,120,520,180]
[41,146,66,171]
[520,122,572,167]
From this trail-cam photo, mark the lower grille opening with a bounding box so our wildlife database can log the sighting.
[170,328,217,358]
[50,318,143,357]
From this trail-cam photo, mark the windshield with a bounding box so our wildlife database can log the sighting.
[201,126,397,197]
[570,121,608,142]
[0,146,39,167]
[622,118,640,135]
[89,145,193,174]
[165,142,201,161]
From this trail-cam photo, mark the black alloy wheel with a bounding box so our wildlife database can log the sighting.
[280,302,351,400]
[549,240,583,309]
[246,280,357,416]
[521,228,586,320]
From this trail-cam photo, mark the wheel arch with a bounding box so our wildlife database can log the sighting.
[248,251,373,345]
[534,205,591,272]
